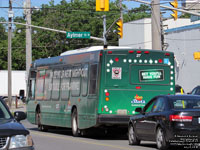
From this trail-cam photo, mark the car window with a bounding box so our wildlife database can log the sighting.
[143,99,156,113]
[170,98,200,109]
[152,98,165,112]
[0,101,11,119]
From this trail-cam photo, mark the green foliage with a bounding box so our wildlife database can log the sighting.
[0,1,150,70]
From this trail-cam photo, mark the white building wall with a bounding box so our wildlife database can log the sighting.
[166,27,200,92]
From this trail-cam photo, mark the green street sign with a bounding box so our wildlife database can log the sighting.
[66,32,90,39]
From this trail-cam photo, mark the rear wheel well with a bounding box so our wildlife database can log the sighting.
[71,106,77,114]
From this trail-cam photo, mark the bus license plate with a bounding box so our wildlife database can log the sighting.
[198,117,200,124]
[117,109,127,115]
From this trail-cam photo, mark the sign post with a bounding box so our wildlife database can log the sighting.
[66,32,90,39]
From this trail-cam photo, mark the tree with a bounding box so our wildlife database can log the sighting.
[1,1,151,70]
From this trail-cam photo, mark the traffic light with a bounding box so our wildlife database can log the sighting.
[96,0,109,11]
[116,19,123,39]
[169,0,178,20]
[194,52,200,60]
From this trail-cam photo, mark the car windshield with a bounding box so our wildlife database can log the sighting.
[0,101,11,120]
[170,98,200,109]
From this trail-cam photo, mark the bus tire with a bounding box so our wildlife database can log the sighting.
[36,109,48,132]
[71,109,80,137]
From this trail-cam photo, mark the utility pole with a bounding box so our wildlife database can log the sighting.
[151,0,162,50]
[25,0,32,81]
[8,0,13,108]
[103,15,107,48]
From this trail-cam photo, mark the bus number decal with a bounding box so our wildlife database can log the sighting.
[112,67,122,79]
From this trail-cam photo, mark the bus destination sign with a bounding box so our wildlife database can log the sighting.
[66,32,90,39]
[139,69,164,82]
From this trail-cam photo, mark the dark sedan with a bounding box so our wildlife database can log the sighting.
[128,95,200,150]
[0,98,34,150]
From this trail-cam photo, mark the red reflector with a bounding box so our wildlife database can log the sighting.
[170,115,193,122]
[165,53,170,56]
[59,59,63,62]
[158,59,163,63]
[115,57,119,62]
[99,53,103,56]
[137,51,142,54]
[129,50,134,54]
[136,86,141,89]
[108,51,112,54]
[144,51,149,54]
[102,108,104,112]
[105,92,110,96]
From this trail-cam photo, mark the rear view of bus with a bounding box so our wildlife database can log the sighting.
[97,49,175,126]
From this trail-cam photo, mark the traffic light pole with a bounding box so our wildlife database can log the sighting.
[103,15,107,48]
[151,0,162,50]
[8,0,12,108]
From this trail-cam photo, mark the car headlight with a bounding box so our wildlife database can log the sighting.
[9,135,33,149]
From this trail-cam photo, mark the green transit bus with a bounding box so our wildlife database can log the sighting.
[26,46,175,136]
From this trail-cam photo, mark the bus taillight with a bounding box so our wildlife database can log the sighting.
[158,59,163,63]
[144,51,149,54]
[115,57,119,62]
[136,86,141,89]
[105,92,110,96]
[129,50,134,54]
[165,53,170,56]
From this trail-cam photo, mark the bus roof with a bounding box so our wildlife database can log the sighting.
[60,46,132,56]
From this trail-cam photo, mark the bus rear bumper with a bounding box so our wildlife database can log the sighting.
[97,114,132,125]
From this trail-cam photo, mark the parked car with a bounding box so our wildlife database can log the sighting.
[0,98,34,150]
[128,95,200,150]
[189,85,200,95]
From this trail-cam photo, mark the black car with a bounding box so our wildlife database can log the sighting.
[128,95,200,150]
[0,98,34,150]
[190,86,200,95]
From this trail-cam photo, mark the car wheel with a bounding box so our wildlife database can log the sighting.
[128,124,140,145]
[156,127,169,150]
[71,109,80,137]
[36,110,48,132]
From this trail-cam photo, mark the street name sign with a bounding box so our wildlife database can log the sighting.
[66,32,90,39]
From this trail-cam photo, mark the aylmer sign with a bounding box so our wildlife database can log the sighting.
[66,32,90,39]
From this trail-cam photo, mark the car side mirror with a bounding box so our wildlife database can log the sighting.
[14,111,27,122]
[135,107,142,113]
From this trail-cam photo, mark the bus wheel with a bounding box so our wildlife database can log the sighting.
[36,110,48,132]
[72,109,80,137]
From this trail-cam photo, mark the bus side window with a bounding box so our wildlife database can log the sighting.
[89,64,98,95]
[44,70,53,100]
[82,64,88,97]
[52,70,61,100]
[35,70,45,100]
[28,71,36,100]
[61,68,71,100]
[71,66,81,97]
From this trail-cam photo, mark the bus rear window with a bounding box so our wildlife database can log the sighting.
[130,64,170,85]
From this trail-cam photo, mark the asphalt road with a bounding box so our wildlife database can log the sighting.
[22,120,158,150]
